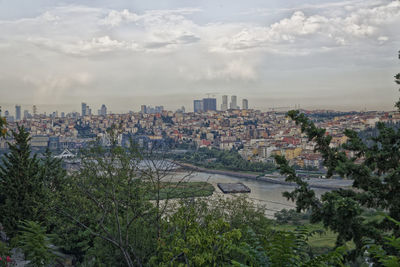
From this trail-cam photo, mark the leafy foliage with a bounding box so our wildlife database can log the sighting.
[173,147,275,173]
[15,220,55,266]
[0,126,49,237]
[274,50,400,262]
[0,116,6,138]
[364,215,400,267]
[57,143,158,267]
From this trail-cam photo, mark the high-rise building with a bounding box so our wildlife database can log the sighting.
[155,106,164,113]
[86,106,91,116]
[230,95,238,109]
[100,104,107,116]
[203,98,217,112]
[81,102,87,116]
[23,110,30,120]
[221,95,228,111]
[15,105,21,121]
[33,105,37,117]
[242,99,248,110]
[193,100,203,113]
[141,105,147,114]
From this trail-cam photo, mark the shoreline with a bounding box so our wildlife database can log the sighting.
[175,162,352,190]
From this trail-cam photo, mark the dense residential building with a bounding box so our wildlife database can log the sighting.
[2,102,397,171]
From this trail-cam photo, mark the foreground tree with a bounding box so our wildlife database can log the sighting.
[57,140,159,267]
[0,126,48,237]
[151,197,346,267]
[275,51,400,260]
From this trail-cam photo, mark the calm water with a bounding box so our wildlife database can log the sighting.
[169,172,330,218]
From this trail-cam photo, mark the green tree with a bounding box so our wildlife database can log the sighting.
[15,220,56,266]
[365,215,400,267]
[151,199,269,267]
[274,51,400,261]
[0,106,6,138]
[56,142,158,267]
[0,126,48,237]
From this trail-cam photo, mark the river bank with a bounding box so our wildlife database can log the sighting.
[175,162,353,190]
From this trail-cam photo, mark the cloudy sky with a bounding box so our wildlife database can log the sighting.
[0,0,399,114]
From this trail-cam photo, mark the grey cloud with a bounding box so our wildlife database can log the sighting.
[0,1,399,113]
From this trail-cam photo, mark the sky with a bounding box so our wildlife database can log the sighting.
[0,0,399,114]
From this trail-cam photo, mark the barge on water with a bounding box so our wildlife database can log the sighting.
[217,183,251,194]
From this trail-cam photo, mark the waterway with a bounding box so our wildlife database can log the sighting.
[170,171,334,218]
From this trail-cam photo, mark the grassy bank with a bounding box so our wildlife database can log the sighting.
[273,223,355,255]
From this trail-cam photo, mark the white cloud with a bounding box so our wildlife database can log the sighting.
[188,60,257,81]
[216,1,400,53]
[0,1,399,112]
[101,9,140,27]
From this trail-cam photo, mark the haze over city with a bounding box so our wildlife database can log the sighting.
[1,0,400,113]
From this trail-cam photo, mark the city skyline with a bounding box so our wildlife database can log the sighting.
[0,0,400,113]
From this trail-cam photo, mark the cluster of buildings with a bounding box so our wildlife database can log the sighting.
[1,102,399,170]
[193,95,248,113]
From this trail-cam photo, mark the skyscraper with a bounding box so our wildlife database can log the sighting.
[15,105,21,121]
[154,106,164,113]
[202,98,217,112]
[33,105,37,117]
[86,106,91,116]
[221,95,228,111]
[230,95,238,109]
[100,104,107,116]
[81,102,87,117]
[141,105,147,114]
[242,99,248,110]
[193,100,203,113]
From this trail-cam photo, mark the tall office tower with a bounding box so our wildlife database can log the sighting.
[141,105,147,114]
[155,106,164,113]
[87,107,92,116]
[100,104,107,116]
[33,105,37,117]
[202,98,217,112]
[15,105,21,121]
[0,106,2,117]
[230,95,238,109]
[61,112,65,118]
[221,95,228,111]
[242,99,248,110]
[193,100,203,113]
[81,102,87,116]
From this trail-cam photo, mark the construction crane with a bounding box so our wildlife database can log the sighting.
[205,93,217,98]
